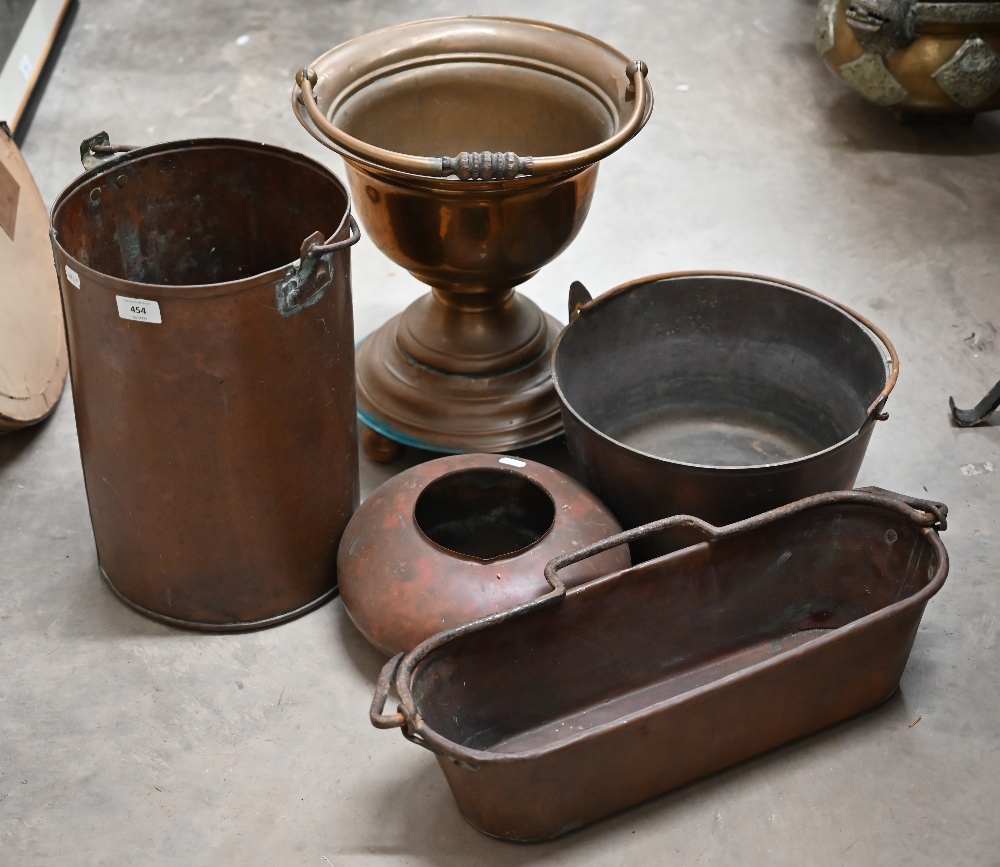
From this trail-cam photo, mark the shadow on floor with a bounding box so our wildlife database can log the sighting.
[0,417,50,470]
[822,93,1000,157]
[350,688,910,865]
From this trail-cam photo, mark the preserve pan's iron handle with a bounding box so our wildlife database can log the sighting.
[568,280,593,321]
[544,514,719,594]
[275,214,361,318]
[296,60,651,180]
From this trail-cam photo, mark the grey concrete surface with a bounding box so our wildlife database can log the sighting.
[2,0,999,863]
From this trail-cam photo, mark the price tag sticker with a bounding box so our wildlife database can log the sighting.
[64,265,80,288]
[116,295,162,324]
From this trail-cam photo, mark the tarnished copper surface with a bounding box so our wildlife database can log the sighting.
[373,489,949,841]
[292,18,652,453]
[50,139,359,629]
[552,272,898,561]
[337,453,630,655]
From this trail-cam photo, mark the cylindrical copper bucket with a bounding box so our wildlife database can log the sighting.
[50,136,360,630]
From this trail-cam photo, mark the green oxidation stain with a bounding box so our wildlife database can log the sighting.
[114,220,143,281]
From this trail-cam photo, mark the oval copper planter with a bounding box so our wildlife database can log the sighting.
[337,453,630,654]
[373,488,949,841]
[50,137,360,630]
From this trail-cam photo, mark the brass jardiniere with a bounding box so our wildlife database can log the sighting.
[293,17,652,457]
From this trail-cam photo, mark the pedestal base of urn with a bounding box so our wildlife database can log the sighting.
[356,311,564,455]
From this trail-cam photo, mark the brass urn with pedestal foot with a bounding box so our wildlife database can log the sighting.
[292,17,652,458]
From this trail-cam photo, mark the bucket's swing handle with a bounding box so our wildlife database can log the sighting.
[80,132,136,171]
[543,514,720,593]
[275,214,361,318]
[295,60,651,180]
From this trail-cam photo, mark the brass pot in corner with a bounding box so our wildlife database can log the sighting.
[816,0,1000,115]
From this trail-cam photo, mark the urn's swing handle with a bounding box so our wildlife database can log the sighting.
[295,60,651,180]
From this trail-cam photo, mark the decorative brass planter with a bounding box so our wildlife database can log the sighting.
[817,1,1000,115]
[293,17,652,456]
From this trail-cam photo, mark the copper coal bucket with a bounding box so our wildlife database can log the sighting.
[293,17,653,458]
[49,136,360,630]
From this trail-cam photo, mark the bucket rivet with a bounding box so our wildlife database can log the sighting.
[885,529,898,543]
[116,174,127,187]
[90,188,101,201]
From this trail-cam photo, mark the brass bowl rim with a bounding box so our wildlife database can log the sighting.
[292,15,654,186]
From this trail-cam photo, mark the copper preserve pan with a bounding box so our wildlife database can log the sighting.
[50,136,361,630]
[371,488,949,841]
[552,272,899,561]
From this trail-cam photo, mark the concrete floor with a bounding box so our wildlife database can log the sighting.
[3,0,1000,863]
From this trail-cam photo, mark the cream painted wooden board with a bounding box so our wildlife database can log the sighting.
[0,125,67,429]
[0,0,72,131]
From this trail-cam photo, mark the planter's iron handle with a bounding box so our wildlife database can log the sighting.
[544,514,718,593]
[568,280,593,322]
[370,653,406,730]
[296,60,650,180]
[857,486,948,531]
[275,214,361,317]
[544,488,949,596]
[369,651,460,761]
[80,132,136,171]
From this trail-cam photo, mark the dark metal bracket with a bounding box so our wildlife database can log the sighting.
[950,379,1000,427]
[79,131,134,171]
[568,280,593,322]
[275,216,361,318]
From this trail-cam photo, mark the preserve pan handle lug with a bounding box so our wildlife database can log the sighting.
[275,215,361,318]
[857,486,948,531]
[80,131,135,171]
[370,652,407,730]
[568,280,593,321]
[544,514,719,593]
